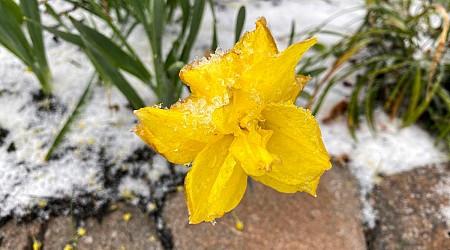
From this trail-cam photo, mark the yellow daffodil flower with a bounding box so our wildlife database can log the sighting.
[134,17,331,224]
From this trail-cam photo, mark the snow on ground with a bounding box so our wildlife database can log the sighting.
[0,0,448,226]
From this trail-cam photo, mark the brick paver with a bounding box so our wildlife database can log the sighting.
[163,164,367,250]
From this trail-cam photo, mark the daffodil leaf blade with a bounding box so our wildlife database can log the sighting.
[69,17,151,82]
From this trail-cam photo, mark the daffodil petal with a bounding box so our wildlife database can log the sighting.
[179,52,237,101]
[259,103,331,192]
[229,126,276,176]
[212,88,263,134]
[232,17,278,66]
[185,135,247,224]
[240,37,317,103]
[134,106,219,165]
[179,17,278,101]
[252,172,322,196]
[283,75,310,103]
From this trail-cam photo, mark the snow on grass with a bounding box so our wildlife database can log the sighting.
[0,0,448,225]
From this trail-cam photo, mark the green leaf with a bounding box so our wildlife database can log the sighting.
[2,0,23,24]
[384,69,411,110]
[20,0,44,56]
[298,67,327,77]
[179,0,191,34]
[0,0,34,64]
[167,61,185,77]
[83,44,146,109]
[151,0,165,57]
[348,75,365,139]
[44,3,66,29]
[364,77,377,135]
[128,0,147,27]
[21,0,51,92]
[70,18,151,83]
[208,0,218,51]
[403,65,445,127]
[235,6,246,43]
[44,74,96,161]
[0,0,52,93]
[288,20,295,46]
[312,42,326,52]
[403,66,422,123]
[42,25,84,45]
[180,0,206,63]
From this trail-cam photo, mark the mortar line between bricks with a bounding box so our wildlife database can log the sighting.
[149,170,186,250]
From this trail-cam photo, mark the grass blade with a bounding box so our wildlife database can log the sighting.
[348,75,365,139]
[44,74,96,161]
[180,0,206,62]
[151,0,165,57]
[288,20,295,46]
[235,6,246,43]
[70,18,151,83]
[0,0,33,64]
[208,0,218,51]
[179,0,191,34]
[402,66,422,123]
[307,39,370,109]
[42,25,84,45]
[84,45,146,109]
[20,0,46,65]
[44,3,67,29]
[2,0,23,24]
[364,77,378,135]
[20,0,51,93]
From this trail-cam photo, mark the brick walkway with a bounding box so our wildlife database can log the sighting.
[1,164,449,249]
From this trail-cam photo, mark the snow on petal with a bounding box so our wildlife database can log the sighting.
[232,17,279,67]
[134,105,220,165]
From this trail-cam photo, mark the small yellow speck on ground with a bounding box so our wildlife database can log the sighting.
[121,189,134,200]
[123,213,132,223]
[77,227,86,236]
[110,204,118,211]
[63,244,73,250]
[38,200,47,208]
[148,235,156,242]
[235,220,244,231]
[33,240,41,250]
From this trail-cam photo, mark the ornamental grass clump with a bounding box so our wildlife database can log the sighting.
[134,18,331,224]
[299,0,450,150]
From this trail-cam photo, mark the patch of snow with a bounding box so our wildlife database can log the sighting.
[118,176,151,198]
[148,154,171,182]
